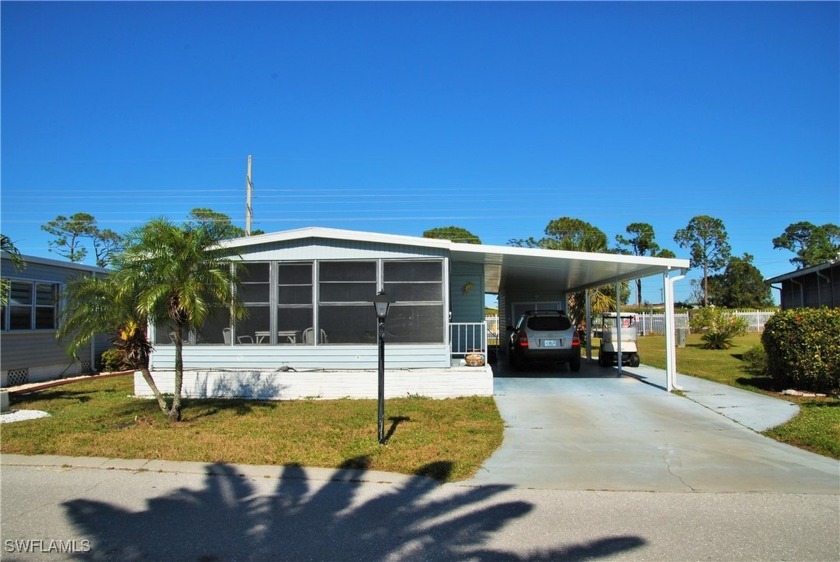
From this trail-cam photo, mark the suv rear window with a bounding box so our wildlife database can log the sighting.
[527,315,572,331]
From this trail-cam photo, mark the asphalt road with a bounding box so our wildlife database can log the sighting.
[1,460,838,561]
[2,364,838,560]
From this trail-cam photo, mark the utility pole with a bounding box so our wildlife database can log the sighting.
[245,155,253,236]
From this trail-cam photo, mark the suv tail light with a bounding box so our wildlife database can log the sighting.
[572,332,581,347]
[517,332,529,348]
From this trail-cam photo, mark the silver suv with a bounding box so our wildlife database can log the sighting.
[507,310,581,371]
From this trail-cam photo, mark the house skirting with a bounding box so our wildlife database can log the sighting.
[1,361,93,388]
[134,366,494,400]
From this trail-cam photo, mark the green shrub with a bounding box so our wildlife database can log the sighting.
[700,331,735,350]
[99,348,130,372]
[742,344,768,373]
[762,308,840,393]
[689,308,748,350]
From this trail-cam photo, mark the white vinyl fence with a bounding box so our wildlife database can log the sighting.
[485,310,776,339]
[635,310,776,335]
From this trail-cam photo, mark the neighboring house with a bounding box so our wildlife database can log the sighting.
[137,227,690,400]
[1,253,110,387]
[766,259,840,310]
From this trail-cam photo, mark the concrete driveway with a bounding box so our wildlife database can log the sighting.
[468,359,839,494]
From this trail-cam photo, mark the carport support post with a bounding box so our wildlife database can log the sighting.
[663,268,687,392]
[615,283,622,375]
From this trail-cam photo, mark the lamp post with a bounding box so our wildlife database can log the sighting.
[372,291,391,444]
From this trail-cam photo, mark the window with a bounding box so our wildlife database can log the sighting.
[3,281,59,331]
[276,263,313,344]
[383,261,444,343]
[194,307,231,344]
[318,261,377,344]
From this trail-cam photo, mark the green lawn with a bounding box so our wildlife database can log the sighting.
[636,333,840,459]
[3,333,837,474]
[1,376,503,483]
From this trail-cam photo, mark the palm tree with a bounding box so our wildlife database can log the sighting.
[57,274,171,415]
[1,234,25,306]
[113,219,243,421]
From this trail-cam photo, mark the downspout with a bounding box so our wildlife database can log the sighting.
[816,270,832,308]
[664,268,687,392]
[769,283,782,308]
[89,271,96,372]
[585,289,592,360]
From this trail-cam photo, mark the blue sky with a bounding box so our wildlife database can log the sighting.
[2,1,838,304]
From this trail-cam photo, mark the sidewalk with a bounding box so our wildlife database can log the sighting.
[622,363,801,432]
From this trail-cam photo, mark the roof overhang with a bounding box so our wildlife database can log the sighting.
[449,243,689,294]
[218,227,690,294]
[1,252,110,274]
[765,259,839,285]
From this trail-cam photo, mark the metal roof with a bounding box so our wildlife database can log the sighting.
[219,227,690,294]
[765,259,839,284]
[1,252,110,274]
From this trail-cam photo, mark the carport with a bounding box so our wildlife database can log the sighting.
[449,243,689,391]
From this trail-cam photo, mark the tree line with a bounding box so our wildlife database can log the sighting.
[4,212,836,312]
[425,217,840,311]
[34,209,262,268]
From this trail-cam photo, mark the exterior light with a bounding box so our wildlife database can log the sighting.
[371,291,391,444]
[373,292,391,320]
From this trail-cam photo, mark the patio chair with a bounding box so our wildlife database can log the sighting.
[302,327,328,344]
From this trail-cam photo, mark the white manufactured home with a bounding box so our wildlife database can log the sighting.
[137,227,690,400]
[1,253,110,387]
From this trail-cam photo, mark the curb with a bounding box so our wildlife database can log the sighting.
[0,454,431,487]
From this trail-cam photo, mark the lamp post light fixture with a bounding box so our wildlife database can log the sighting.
[372,291,391,444]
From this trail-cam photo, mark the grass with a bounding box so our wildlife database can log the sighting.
[0,375,503,482]
[4,334,837,471]
[635,332,840,459]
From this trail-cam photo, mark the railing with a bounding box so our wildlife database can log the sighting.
[449,322,488,358]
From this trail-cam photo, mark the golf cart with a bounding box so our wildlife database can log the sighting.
[597,312,640,367]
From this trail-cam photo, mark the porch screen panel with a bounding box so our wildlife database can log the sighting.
[237,263,271,344]
[277,263,313,344]
[383,260,444,343]
[318,261,376,344]
[195,308,231,344]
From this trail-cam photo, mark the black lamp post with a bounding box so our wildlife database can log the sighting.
[372,291,391,444]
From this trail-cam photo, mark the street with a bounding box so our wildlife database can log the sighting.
[1,460,838,561]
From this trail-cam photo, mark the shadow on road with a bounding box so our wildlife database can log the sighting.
[62,459,646,560]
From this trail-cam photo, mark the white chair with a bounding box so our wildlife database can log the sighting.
[237,335,254,344]
[302,328,328,344]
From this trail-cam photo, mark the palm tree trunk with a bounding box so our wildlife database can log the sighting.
[169,323,185,422]
[636,278,642,307]
[137,368,170,415]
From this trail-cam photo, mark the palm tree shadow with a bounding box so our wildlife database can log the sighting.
[62,459,646,560]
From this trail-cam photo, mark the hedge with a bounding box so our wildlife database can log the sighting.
[761,308,840,393]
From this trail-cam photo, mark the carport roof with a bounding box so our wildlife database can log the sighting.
[220,227,690,294]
